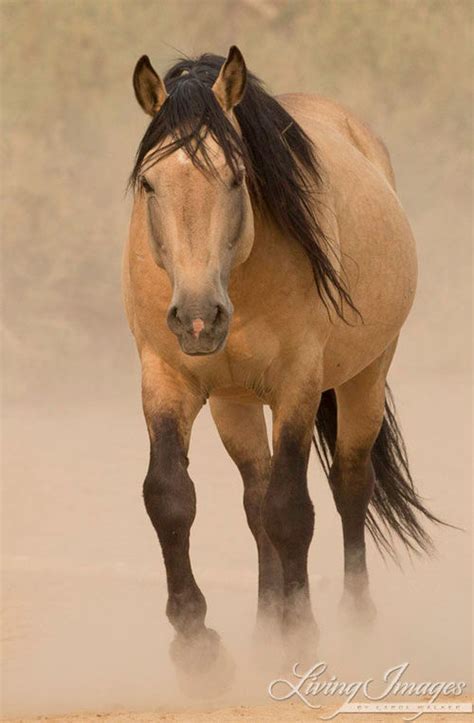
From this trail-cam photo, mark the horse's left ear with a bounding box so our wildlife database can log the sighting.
[212,46,247,112]
[133,55,168,116]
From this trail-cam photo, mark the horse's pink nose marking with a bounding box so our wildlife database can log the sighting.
[192,318,205,338]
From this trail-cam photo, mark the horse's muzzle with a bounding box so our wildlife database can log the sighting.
[166,299,232,355]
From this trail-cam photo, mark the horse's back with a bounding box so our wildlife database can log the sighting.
[277,92,396,189]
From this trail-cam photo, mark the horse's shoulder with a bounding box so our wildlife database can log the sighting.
[276,93,396,189]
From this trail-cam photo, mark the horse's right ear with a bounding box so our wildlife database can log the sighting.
[133,55,168,116]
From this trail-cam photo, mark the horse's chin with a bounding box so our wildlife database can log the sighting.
[178,333,228,357]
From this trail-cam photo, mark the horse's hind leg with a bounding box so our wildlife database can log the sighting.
[141,353,232,692]
[330,342,397,622]
[210,397,283,630]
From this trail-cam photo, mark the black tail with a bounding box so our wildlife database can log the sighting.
[313,385,446,560]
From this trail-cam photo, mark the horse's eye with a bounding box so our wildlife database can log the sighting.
[141,177,154,194]
[231,170,245,189]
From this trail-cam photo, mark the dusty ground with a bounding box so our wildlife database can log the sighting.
[3,698,473,722]
[1,372,472,720]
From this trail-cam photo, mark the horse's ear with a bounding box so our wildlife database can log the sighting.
[212,46,247,112]
[133,55,168,116]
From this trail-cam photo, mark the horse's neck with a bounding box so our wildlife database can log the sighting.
[229,208,315,312]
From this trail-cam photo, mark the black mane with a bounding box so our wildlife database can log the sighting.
[130,53,357,319]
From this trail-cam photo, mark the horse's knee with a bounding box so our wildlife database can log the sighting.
[263,427,314,556]
[329,449,374,515]
[143,464,196,547]
[243,489,261,537]
[263,477,314,558]
[242,467,267,537]
[142,415,196,546]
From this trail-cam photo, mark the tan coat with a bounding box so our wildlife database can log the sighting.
[123,92,416,415]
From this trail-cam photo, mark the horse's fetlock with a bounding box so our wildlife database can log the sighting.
[166,585,207,632]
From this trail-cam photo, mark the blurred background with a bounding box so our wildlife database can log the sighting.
[1,0,472,719]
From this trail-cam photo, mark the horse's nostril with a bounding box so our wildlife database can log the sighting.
[214,304,227,325]
[167,305,181,330]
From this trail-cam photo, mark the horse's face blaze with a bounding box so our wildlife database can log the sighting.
[142,142,254,355]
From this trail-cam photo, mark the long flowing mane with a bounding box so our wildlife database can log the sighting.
[130,53,357,319]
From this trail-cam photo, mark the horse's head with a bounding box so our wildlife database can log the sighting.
[132,48,254,356]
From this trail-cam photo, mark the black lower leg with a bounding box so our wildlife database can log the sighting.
[241,463,283,619]
[143,415,206,638]
[329,449,375,593]
[263,426,315,631]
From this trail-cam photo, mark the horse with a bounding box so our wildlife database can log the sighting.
[123,46,441,684]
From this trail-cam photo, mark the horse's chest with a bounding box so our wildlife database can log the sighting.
[187,312,320,405]
[194,321,280,397]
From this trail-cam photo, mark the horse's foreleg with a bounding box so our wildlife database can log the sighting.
[209,398,283,630]
[144,413,206,639]
[263,385,321,659]
[141,355,227,686]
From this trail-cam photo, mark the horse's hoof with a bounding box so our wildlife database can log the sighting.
[339,589,377,628]
[251,617,284,674]
[253,607,283,646]
[281,619,320,672]
[170,627,220,672]
[170,628,235,698]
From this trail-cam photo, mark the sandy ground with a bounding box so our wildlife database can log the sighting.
[3,699,473,722]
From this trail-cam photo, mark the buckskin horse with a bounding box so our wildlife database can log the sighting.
[123,46,440,683]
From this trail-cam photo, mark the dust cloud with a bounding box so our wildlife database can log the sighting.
[1,1,472,719]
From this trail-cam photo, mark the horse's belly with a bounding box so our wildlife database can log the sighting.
[321,238,417,388]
